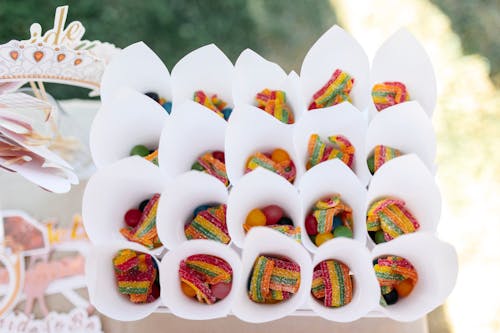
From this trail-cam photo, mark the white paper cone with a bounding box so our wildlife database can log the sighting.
[82,156,167,249]
[170,44,234,114]
[309,238,380,322]
[159,239,242,320]
[158,100,226,179]
[366,154,441,246]
[371,233,458,322]
[233,49,305,121]
[85,240,162,321]
[232,228,312,323]
[156,171,229,250]
[226,168,302,248]
[298,159,367,253]
[366,101,436,173]
[300,25,370,111]
[100,42,172,104]
[369,29,437,118]
[293,102,370,186]
[89,87,168,169]
[225,105,300,186]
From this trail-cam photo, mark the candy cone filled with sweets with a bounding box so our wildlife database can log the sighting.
[233,49,304,123]
[369,29,436,119]
[158,101,228,186]
[366,154,441,246]
[232,228,312,323]
[226,168,302,248]
[370,233,457,321]
[83,156,168,252]
[170,44,233,120]
[366,101,436,174]
[309,238,379,322]
[225,105,300,186]
[86,241,161,321]
[160,239,241,320]
[300,25,369,112]
[100,42,172,108]
[298,159,367,253]
[90,87,168,169]
[157,171,229,250]
[293,102,370,186]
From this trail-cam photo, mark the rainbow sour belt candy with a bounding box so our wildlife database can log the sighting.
[367,198,420,243]
[308,69,354,110]
[255,89,294,124]
[113,249,160,304]
[311,259,353,307]
[307,134,355,170]
[248,255,301,304]
[372,82,410,111]
[191,151,229,186]
[367,145,402,174]
[121,194,162,249]
[373,255,418,306]
[246,151,296,183]
[185,204,231,244]
[179,254,233,304]
[194,91,232,120]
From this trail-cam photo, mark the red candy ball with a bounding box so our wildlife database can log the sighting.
[212,282,232,299]
[213,151,225,163]
[305,214,318,236]
[124,209,142,228]
[262,205,284,225]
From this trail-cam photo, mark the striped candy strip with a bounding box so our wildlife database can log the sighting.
[368,145,401,174]
[366,198,420,241]
[120,194,162,249]
[312,195,353,234]
[246,152,296,183]
[269,257,301,293]
[195,152,229,186]
[255,89,294,124]
[179,260,216,304]
[267,225,302,243]
[184,254,233,285]
[308,69,354,110]
[184,204,231,244]
[113,249,138,272]
[311,260,353,307]
[373,256,418,289]
[307,134,355,170]
[372,82,410,111]
[249,256,274,303]
[145,150,159,166]
[193,91,226,118]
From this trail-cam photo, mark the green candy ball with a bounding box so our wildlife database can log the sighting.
[333,225,353,238]
[374,230,386,244]
[130,145,150,157]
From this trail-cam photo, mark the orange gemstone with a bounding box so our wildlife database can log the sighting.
[57,54,66,62]
[74,58,82,65]
[33,51,43,62]
[395,278,414,298]
[181,282,197,298]
[9,51,18,60]
[271,148,290,163]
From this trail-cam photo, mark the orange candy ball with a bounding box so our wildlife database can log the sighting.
[245,208,267,227]
[395,278,414,298]
[181,282,197,298]
[271,148,290,163]
[315,232,334,246]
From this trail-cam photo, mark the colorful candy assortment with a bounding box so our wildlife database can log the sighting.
[144,91,172,114]
[184,204,231,244]
[305,195,354,247]
[113,249,160,304]
[371,82,410,112]
[308,69,354,110]
[367,145,402,174]
[246,148,296,183]
[367,198,420,243]
[307,134,355,170]
[311,259,353,308]
[121,194,163,249]
[179,254,233,304]
[248,255,301,304]
[255,89,294,124]
[194,91,232,120]
[243,205,301,242]
[373,256,418,306]
[191,151,229,186]
[129,144,159,166]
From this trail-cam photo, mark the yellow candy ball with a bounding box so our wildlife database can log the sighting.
[245,208,267,227]
[315,232,334,246]
[181,282,197,298]
[271,148,290,163]
[395,278,414,298]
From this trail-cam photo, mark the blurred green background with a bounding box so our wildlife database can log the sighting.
[0,1,499,333]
